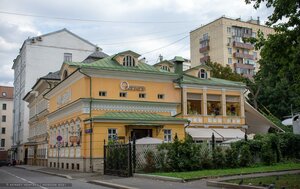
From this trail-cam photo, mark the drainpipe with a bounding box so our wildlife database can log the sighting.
[78,68,93,172]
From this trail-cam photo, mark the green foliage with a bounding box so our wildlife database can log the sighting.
[212,146,225,169]
[244,0,300,118]
[239,144,252,167]
[278,132,300,159]
[225,147,239,168]
[199,143,213,169]
[143,150,156,173]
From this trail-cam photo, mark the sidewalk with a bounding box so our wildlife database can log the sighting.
[14,165,300,189]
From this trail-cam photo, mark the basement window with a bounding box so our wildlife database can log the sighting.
[157,94,165,99]
[99,91,107,97]
[120,92,127,98]
[139,93,146,98]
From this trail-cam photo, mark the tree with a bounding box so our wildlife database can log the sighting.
[244,0,300,118]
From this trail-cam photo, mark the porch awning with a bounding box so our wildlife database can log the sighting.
[186,128,223,140]
[86,112,188,124]
[186,128,245,141]
[213,128,245,140]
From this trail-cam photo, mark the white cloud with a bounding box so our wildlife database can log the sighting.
[0,0,274,86]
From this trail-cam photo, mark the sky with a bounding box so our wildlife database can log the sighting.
[0,0,272,86]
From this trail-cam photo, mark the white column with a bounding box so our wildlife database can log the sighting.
[222,89,226,116]
[203,87,207,115]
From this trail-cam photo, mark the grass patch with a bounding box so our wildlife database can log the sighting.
[227,174,300,189]
[150,162,300,180]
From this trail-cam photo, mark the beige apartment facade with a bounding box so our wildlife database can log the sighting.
[0,86,13,156]
[190,16,274,78]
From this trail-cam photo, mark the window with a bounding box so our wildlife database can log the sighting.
[63,70,68,79]
[160,65,170,72]
[157,94,165,99]
[77,163,80,170]
[1,128,5,134]
[237,49,240,53]
[228,48,232,54]
[207,95,222,116]
[99,91,107,97]
[253,52,257,59]
[123,55,135,67]
[227,37,231,44]
[108,128,117,141]
[1,139,5,147]
[64,53,72,62]
[203,33,209,40]
[2,104,6,110]
[227,27,231,34]
[2,116,6,122]
[187,93,202,115]
[198,69,207,79]
[228,58,232,64]
[252,32,256,38]
[164,129,172,142]
[226,96,240,116]
[139,93,146,98]
[120,92,127,98]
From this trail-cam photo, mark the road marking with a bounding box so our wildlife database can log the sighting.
[0,169,48,189]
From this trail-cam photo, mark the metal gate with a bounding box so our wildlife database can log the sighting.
[103,140,135,177]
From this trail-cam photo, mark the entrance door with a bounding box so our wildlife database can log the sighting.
[131,129,152,140]
[24,148,28,165]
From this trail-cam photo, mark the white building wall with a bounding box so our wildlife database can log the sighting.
[12,29,98,161]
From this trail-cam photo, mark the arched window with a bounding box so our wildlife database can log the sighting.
[198,69,207,79]
[160,65,170,72]
[123,56,135,67]
[63,70,68,79]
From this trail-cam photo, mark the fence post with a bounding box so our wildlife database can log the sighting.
[103,139,106,175]
[132,134,136,173]
[128,142,132,176]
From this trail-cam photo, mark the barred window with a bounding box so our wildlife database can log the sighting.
[164,129,172,142]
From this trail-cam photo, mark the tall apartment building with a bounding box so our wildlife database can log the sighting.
[11,28,100,163]
[0,86,13,154]
[190,16,274,78]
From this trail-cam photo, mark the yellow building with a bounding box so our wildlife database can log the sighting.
[190,16,274,78]
[24,72,60,166]
[43,51,280,172]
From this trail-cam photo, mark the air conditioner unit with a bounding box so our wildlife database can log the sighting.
[36,36,42,41]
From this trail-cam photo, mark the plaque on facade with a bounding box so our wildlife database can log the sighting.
[120,81,145,91]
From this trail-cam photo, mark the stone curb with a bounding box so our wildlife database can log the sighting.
[13,166,73,180]
[88,180,138,189]
[207,180,265,189]
[134,173,184,183]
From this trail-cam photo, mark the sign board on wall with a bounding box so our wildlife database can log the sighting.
[69,136,79,143]
[120,81,145,91]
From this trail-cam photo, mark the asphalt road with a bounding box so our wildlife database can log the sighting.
[0,166,111,189]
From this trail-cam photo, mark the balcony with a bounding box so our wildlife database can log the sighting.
[200,56,210,63]
[234,63,255,70]
[199,46,209,53]
[233,41,254,50]
[233,52,254,60]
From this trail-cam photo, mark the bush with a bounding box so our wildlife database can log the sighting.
[239,144,252,167]
[199,143,212,169]
[225,147,239,168]
[143,150,156,173]
[212,146,225,169]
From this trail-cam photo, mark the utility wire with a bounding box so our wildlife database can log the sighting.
[100,31,188,46]
[141,35,189,55]
[0,10,201,24]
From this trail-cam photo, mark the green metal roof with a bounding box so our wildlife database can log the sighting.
[66,56,176,75]
[180,74,245,88]
[90,112,188,122]
[173,56,185,62]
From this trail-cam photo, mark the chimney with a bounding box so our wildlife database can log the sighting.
[257,16,260,25]
[159,54,163,62]
[173,56,185,75]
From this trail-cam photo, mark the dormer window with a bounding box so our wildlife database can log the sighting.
[160,65,170,72]
[198,69,207,79]
[123,55,135,67]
